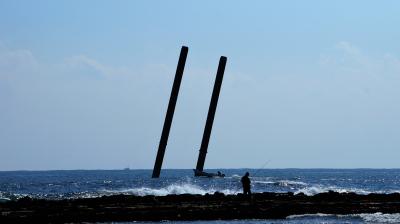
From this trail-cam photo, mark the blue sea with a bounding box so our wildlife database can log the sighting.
[1,169,400,223]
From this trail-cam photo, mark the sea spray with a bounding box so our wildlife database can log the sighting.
[101,182,240,196]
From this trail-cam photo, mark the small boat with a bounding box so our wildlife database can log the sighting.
[193,169,225,178]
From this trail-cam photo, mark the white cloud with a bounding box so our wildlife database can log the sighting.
[320,41,400,78]
[336,41,361,56]
[0,42,135,80]
[65,55,131,77]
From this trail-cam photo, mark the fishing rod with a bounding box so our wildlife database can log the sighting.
[252,159,271,177]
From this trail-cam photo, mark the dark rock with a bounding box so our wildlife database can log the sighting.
[1,192,400,223]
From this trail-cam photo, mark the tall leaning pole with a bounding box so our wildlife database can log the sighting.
[152,46,188,178]
[195,56,227,173]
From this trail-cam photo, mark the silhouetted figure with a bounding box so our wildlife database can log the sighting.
[241,172,251,195]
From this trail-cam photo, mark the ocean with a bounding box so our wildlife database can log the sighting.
[1,169,400,223]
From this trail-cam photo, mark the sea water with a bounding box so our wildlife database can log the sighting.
[1,169,400,223]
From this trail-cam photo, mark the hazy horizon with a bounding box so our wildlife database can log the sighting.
[2,168,400,172]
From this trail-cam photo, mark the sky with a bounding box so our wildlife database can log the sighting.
[1,1,400,170]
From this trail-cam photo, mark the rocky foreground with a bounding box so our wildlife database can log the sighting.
[1,191,400,223]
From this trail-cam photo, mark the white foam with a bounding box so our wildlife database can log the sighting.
[253,180,307,186]
[102,183,240,196]
[288,213,400,223]
[357,213,400,223]
[253,180,276,184]
[277,180,307,186]
[287,213,334,219]
[0,192,10,202]
[295,185,373,196]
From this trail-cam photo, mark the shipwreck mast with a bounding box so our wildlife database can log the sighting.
[152,46,188,178]
[195,56,227,173]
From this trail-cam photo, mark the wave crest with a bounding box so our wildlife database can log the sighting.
[295,186,372,196]
[103,183,240,196]
[254,180,307,187]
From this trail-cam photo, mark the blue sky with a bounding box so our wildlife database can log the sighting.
[1,1,400,170]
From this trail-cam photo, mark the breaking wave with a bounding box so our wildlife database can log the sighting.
[0,191,24,201]
[294,185,400,196]
[230,174,241,179]
[102,183,240,196]
[253,180,307,187]
[295,186,371,196]
[0,192,11,202]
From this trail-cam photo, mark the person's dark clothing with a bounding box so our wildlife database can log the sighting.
[241,173,251,195]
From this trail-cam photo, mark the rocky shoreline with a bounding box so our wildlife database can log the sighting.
[1,191,400,223]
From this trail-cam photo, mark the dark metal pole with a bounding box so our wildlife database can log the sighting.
[195,56,227,172]
[152,46,188,178]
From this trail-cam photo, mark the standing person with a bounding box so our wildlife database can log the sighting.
[241,172,251,195]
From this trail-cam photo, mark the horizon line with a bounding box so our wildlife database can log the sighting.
[1,167,400,172]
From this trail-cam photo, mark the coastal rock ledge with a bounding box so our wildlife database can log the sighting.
[1,191,400,223]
